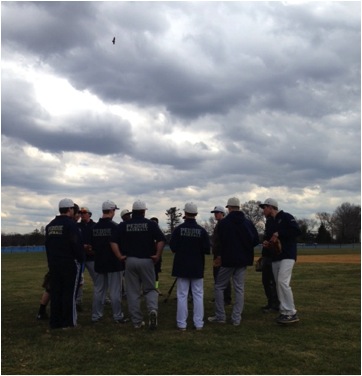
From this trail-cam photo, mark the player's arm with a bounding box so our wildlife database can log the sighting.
[110,242,127,262]
[151,240,165,264]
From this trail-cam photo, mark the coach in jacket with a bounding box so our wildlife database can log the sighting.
[208,197,259,326]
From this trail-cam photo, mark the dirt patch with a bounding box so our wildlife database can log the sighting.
[297,254,360,264]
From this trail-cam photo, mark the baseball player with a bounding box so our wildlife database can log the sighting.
[259,198,301,324]
[170,202,210,331]
[91,200,128,323]
[45,198,84,329]
[208,197,259,326]
[110,200,166,330]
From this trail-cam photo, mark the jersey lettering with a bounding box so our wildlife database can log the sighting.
[180,228,202,238]
[93,228,112,237]
[126,223,148,232]
[48,225,63,235]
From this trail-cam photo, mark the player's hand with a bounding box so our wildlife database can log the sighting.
[150,255,160,264]
[84,244,94,256]
[270,233,279,243]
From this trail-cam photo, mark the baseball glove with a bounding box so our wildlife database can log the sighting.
[213,256,222,267]
[255,257,264,272]
[270,238,282,255]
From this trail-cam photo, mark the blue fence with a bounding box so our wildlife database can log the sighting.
[1,243,359,254]
[1,245,46,254]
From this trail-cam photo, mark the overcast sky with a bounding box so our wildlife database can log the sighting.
[1,1,361,234]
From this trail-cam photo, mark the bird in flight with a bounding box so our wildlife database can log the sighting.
[112,37,115,45]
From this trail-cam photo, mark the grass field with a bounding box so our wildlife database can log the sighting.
[1,247,361,375]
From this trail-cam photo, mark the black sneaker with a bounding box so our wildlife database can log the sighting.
[115,317,130,324]
[275,314,284,322]
[277,314,300,324]
[262,305,279,313]
[149,310,158,330]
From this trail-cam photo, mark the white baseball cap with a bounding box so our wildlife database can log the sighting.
[59,198,74,209]
[226,197,240,208]
[259,198,278,209]
[211,205,226,214]
[120,209,131,218]
[132,200,148,211]
[184,202,198,214]
[102,200,119,210]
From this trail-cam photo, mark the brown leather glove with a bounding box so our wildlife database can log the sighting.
[213,256,222,267]
[270,238,282,255]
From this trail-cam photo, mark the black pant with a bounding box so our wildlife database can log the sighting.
[213,266,232,303]
[49,260,79,329]
[261,257,279,309]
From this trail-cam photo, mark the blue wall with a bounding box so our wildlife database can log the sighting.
[1,245,46,254]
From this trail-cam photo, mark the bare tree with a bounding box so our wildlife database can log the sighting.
[316,212,334,238]
[165,207,182,234]
[241,200,265,233]
[296,218,317,243]
[332,202,361,243]
[202,216,217,236]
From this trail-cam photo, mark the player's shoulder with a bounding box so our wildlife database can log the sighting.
[279,210,295,220]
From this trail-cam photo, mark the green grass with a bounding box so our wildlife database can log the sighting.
[1,248,361,375]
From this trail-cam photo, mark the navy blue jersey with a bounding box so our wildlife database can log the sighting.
[110,214,166,258]
[215,211,259,267]
[273,210,301,261]
[170,218,210,279]
[45,215,84,266]
[91,217,124,273]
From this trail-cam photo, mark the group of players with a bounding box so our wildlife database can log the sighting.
[39,195,301,330]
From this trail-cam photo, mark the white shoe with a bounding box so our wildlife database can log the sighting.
[207,316,226,324]
[134,321,145,329]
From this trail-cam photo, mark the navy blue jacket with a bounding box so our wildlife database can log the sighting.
[78,219,96,261]
[272,210,301,261]
[91,217,124,273]
[45,215,84,266]
[110,214,166,258]
[170,218,210,279]
[215,211,259,267]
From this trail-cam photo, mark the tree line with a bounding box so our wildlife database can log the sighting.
[1,201,360,247]
[165,201,360,244]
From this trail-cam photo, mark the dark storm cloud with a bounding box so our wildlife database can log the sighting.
[1,1,97,56]
[2,2,360,120]
[1,137,69,197]
[1,1,360,234]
